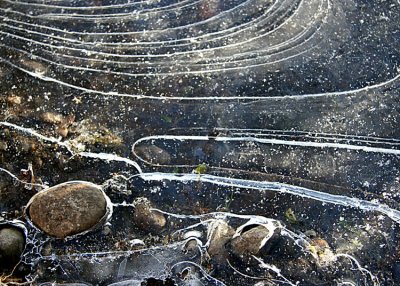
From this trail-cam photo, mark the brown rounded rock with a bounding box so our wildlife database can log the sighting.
[27,181,109,239]
[133,197,166,233]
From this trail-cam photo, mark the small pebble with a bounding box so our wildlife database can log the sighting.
[102,225,112,236]
[19,139,36,153]
[20,59,47,75]
[304,230,317,238]
[0,141,7,151]
[133,197,166,233]
[310,238,330,254]
[56,126,69,137]
[40,112,64,124]
[183,239,200,256]
[230,225,270,257]
[207,220,234,262]
[6,95,22,105]
[309,238,335,264]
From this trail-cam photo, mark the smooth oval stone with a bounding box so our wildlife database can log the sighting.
[28,181,107,239]
[0,227,25,268]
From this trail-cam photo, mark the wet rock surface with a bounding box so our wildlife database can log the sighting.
[28,182,108,239]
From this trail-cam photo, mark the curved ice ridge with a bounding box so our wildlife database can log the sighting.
[140,172,400,224]
[133,134,400,162]
[1,56,398,100]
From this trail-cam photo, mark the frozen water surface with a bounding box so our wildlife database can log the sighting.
[0,0,399,285]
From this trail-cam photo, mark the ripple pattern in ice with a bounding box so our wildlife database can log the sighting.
[1,0,398,98]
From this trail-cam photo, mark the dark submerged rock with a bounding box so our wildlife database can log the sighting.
[27,181,109,239]
[134,145,171,165]
[0,226,25,269]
